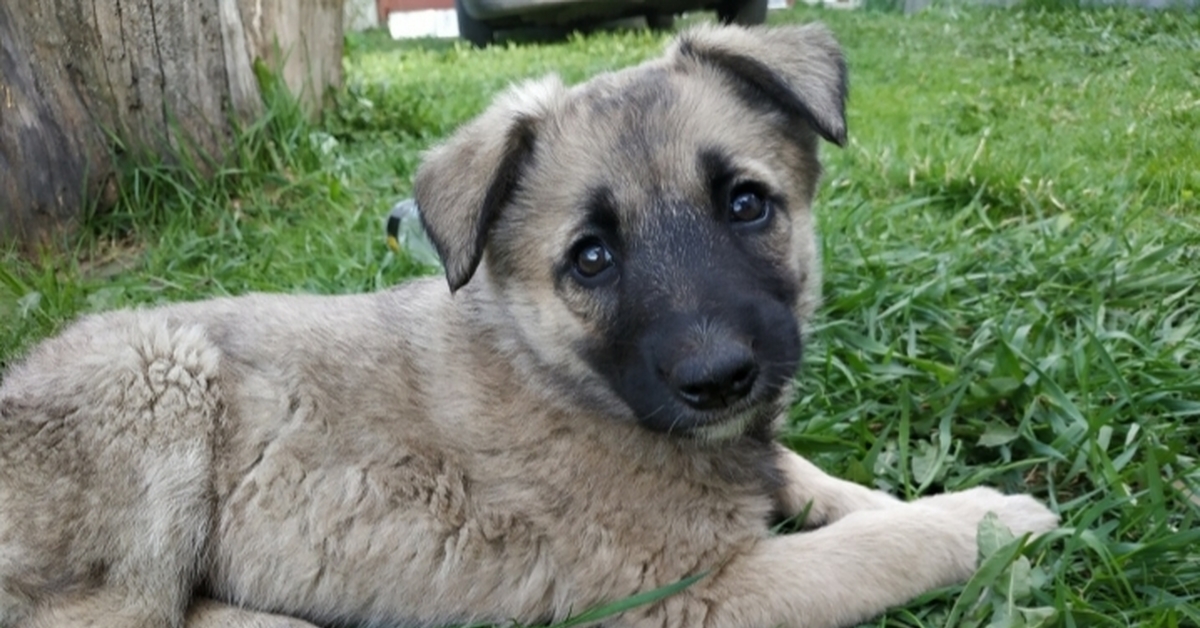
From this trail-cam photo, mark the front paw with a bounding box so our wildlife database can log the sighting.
[918,487,1059,537]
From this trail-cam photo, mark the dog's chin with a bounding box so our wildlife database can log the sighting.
[637,398,779,443]
[688,410,761,443]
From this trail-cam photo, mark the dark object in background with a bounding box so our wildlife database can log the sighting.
[455,0,769,46]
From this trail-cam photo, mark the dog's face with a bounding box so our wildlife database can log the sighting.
[415,25,847,441]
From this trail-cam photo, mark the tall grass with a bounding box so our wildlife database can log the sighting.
[2,4,1198,627]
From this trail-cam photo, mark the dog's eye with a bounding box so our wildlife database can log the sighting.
[728,186,770,225]
[572,239,615,282]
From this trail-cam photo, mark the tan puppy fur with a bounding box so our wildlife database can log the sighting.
[0,24,1057,628]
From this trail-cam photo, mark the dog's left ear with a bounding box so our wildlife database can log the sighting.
[670,23,848,146]
[414,76,563,293]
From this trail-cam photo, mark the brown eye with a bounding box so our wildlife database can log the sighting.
[729,187,769,224]
[572,239,615,282]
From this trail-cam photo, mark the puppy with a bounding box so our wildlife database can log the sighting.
[0,24,1057,628]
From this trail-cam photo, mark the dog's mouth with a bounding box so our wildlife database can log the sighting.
[638,375,791,442]
[687,408,763,443]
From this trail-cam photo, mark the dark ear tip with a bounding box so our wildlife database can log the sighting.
[444,262,476,294]
[816,125,847,147]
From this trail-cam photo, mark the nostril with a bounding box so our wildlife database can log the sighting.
[728,363,757,396]
[678,383,708,406]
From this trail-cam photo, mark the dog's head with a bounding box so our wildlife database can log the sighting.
[414,24,846,441]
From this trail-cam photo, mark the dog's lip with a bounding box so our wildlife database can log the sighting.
[686,410,759,442]
[665,385,780,438]
[692,376,783,417]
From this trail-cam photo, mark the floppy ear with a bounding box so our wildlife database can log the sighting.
[414,76,563,292]
[669,23,848,146]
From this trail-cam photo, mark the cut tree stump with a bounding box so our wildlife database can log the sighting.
[0,0,344,250]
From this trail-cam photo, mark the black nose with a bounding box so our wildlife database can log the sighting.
[669,346,758,411]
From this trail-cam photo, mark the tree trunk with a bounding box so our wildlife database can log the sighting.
[0,0,343,250]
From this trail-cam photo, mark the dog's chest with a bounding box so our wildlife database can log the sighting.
[465,426,776,602]
[206,406,773,622]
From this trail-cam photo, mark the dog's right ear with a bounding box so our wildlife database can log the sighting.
[414,76,562,293]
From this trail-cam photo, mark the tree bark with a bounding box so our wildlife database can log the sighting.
[0,0,343,250]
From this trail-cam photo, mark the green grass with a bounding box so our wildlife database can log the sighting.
[2,3,1199,627]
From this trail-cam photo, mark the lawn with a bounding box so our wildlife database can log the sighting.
[2,2,1199,627]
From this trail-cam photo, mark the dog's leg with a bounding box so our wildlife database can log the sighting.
[638,487,1057,628]
[23,596,158,628]
[772,445,901,527]
[185,599,320,628]
[22,585,190,628]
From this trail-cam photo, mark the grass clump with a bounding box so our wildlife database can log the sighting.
[2,4,1199,627]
